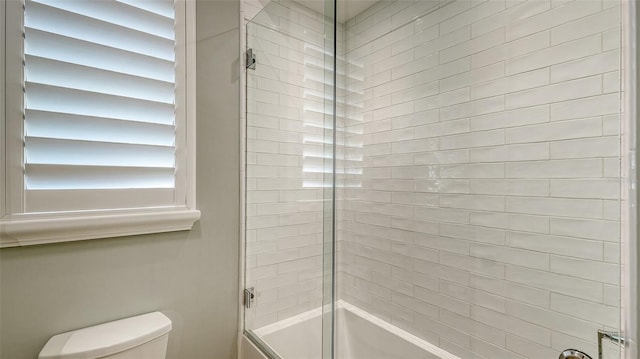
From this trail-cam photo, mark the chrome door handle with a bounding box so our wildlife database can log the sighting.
[598,330,625,359]
[559,349,592,359]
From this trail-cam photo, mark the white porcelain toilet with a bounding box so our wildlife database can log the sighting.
[38,312,172,359]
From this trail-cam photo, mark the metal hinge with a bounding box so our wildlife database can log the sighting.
[243,287,255,309]
[246,48,256,70]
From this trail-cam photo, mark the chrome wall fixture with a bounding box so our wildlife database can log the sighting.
[558,330,625,358]
[558,349,592,359]
[598,330,626,359]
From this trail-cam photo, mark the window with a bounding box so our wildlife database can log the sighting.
[1,0,199,247]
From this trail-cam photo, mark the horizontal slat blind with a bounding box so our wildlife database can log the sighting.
[23,0,177,212]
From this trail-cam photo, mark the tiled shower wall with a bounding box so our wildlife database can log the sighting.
[244,0,346,328]
[337,0,622,358]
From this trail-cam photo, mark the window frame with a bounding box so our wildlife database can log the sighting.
[0,0,200,247]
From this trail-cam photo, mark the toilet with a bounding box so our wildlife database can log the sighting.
[38,312,172,359]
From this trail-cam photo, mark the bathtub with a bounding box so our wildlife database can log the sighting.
[246,300,460,359]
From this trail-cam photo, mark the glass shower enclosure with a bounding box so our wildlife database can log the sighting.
[243,0,632,358]
[243,1,337,357]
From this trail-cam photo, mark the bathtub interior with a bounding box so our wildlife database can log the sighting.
[253,302,456,359]
[337,308,445,359]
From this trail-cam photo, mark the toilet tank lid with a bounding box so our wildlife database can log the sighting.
[38,312,172,359]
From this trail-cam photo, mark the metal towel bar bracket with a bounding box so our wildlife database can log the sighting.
[598,330,625,359]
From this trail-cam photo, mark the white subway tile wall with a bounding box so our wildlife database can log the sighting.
[338,1,621,359]
[244,0,622,358]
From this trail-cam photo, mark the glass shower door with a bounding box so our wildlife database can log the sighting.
[243,1,336,358]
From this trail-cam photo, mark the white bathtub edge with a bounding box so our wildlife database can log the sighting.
[253,305,323,337]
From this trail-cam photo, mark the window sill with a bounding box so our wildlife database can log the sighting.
[0,208,201,248]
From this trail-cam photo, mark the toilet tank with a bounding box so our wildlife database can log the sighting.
[39,312,172,359]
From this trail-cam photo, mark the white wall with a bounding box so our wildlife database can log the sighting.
[338,1,622,358]
[0,1,241,358]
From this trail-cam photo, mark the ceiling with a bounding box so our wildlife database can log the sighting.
[293,0,379,22]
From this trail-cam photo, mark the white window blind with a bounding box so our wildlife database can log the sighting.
[23,0,179,212]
